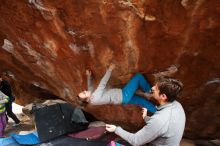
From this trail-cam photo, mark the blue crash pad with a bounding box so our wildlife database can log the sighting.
[0,137,20,146]
[11,132,40,145]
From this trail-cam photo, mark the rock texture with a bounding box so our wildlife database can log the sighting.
[0,0,219,139]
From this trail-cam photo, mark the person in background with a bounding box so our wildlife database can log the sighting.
[0,72,20,126]
[0,91,9,137]
[106,76,186,146]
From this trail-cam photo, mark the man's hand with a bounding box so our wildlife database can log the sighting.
[86,70,92,76]
[142,108,148,119]
[106,124,116,132]
[108,63,116,71]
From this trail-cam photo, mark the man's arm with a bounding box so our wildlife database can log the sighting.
[107,117,164,146]
[93,64,115,94]
[116,118,163,146]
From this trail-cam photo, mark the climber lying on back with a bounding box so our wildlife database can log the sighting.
[77,63,178,113]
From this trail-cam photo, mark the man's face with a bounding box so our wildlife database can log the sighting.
[150,83,164,105]
[151,83,168,105]
[151,83,160,101]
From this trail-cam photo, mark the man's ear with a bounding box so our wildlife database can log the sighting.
[161,94,168,101]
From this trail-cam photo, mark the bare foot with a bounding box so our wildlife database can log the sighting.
[153,65,178,78]
[136,89,153,100]
[136,89,145,96]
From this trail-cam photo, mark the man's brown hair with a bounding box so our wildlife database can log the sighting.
[157,76,183,102]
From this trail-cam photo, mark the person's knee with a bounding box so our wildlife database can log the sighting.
[134,73,144,79]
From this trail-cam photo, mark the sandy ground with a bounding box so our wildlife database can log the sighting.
[4,103,197,145]
[5,103,35,136]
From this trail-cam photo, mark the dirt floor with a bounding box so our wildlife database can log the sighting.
[5,113,35,137]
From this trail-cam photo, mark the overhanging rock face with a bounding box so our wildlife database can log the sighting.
[0,0,219,139]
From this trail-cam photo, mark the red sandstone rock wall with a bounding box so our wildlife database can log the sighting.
[0,0,219,139]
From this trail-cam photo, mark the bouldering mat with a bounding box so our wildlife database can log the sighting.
[0,137,20,146]
[35,136,107,146]
[11,132,39,145]
[33,103,88,142]
[68,126,106,140]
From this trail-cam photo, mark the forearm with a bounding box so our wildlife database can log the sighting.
[96,69,112,90]
[115,127,138,146]
[91,69,112,103]
[115,126,149,146]
[115,121,160,146]
[87,75,94,92]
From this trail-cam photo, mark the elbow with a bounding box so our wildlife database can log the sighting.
[134,140,143,146]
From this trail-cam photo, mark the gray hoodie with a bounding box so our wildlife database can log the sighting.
[115,101,186,146]
[88,70,123,105]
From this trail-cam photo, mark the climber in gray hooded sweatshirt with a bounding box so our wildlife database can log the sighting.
[106,76,186,146]
[78,63,157,113]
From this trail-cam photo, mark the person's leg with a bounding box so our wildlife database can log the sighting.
[5,113,8,123]
[0,113,7,138]
[128,95,156,113]
[6,102,20,124]
[122,73,151,104]
[0,114,3,138]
